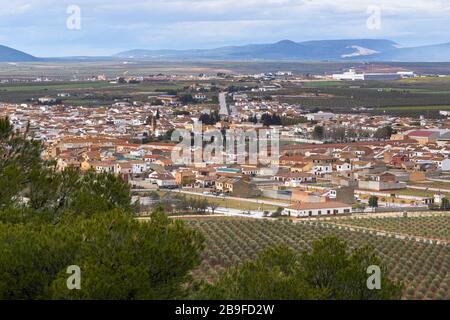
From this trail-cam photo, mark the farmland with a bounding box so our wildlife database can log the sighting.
[278,77,450,117]
[0,80,189,106]
[1,61,450,116]
[323,215,450,241]
[187,218,449,300]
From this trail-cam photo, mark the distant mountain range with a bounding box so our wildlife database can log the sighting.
[116,39,401,61]
[1,39,450,62]
[0,45,39,62]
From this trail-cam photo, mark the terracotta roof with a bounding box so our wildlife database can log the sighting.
[407,131,436,137]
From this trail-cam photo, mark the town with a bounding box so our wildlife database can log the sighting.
[2,65,450,220]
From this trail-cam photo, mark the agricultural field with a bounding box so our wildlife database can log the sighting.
[0,80,194,106]
[324,215,450,241]
[187,218,450,300]
[278,77,450,117]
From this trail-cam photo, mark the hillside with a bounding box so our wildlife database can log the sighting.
[0,45,38,62]
[115,39,400,61]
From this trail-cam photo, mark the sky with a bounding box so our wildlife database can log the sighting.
[0,0,449,57]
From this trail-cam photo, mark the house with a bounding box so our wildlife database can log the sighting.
[273,172,316,187]
[144,154,162,163]
[311,164,333,176]
[195,176,216,188]
[407,131,440,144]
[333,161,352,172]
[322,186,356,204]
[305,112,336,122]
[157,95,179,106]
[194,93,207,101]
[283,202,352,218]
[154,158,174,169]
[131,161,148,174]
[240,165,260,176]
[148,172,177,188]
[93,161,115,174]
[115,161,133,175]
[215,177,241,193]
[215,177,261,198]
[390,154,409,168]
[357,172,407,191]
[175,169,196,186]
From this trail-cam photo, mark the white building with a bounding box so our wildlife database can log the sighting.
[332,68,406,81]
[283,202,352,217]
[441,158,450,171]
[305,111,336,122]
[332,69,365,81]
[148,172,177,188]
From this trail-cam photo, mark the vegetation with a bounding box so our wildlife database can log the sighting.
[187,219,449,300]
[195,237,402,300]
[313,125,325,140]
[369,196,379,208]
[0,117,205,299]
[326,215,450,241]
[0,116,441,300]
[0,117,133,217]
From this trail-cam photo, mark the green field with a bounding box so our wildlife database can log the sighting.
[187,218,450,300]
[383,105,450,111]
[0,81,116,92]
[325,215,450,241]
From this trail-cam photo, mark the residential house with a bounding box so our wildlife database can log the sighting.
[283,202,351,217]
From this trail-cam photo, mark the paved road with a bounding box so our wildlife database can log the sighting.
[407,185,450,193]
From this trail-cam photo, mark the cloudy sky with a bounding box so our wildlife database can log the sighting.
[0,0,449,56]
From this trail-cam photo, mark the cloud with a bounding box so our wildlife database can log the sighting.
[0,0,448,56]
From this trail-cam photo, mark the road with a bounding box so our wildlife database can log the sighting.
[161,189,291,207]
[407,185,450,193]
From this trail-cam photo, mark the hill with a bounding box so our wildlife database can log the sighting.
[372,42,450,62]
[0,45,38,62]
[115,39,400,61]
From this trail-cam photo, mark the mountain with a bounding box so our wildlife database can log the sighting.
[371,42,450,62]
[0,45,38,62]
[115,39,400,61]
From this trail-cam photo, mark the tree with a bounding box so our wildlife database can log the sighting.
[49,208,205,299]
[199,111,220,125]
[0,221,78,299]
[0,117,134,217]
[196,237,402,300]
[260,113,282,127]
[209,203,219,215]
[194,246,323,300]
[313,125,324,140]
[0,207,205,300]
[0,117,43,208]
[179,94,195,104]
[299,237,403,300]
[272,207,284,217]
[67,171,133,216]
[374,126,394,140]
[440,197,450,211]
[369,196,379,209]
